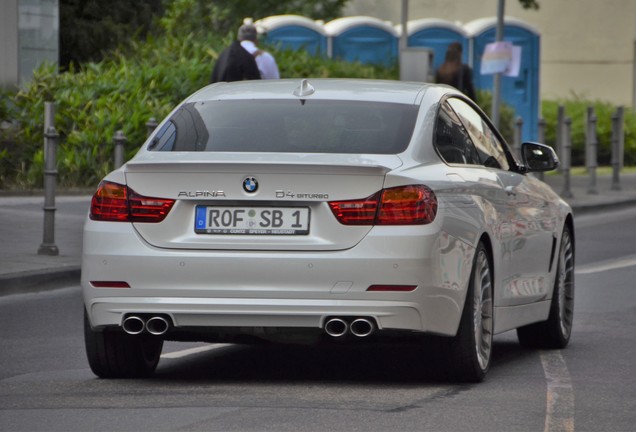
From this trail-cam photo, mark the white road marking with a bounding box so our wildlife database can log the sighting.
[540,351,575,432]
[575,256,636,275]
[160,344,232,359]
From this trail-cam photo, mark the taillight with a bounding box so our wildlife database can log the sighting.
[90,181,175,223]
[367,285,418,292]
[329,185,437,226]
[90,281,131,288]
[327,192,380,225]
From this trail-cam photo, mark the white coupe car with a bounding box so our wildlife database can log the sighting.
[82,79,574,382]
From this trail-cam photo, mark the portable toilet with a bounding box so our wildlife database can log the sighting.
[401,18,469,75]
[465,17,540,142]
[324,16,398,66]
[255,15,328,56]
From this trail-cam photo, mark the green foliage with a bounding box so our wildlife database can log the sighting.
[0,0,394,189]
[541,98,636,166]
[475,90,516,144]
[160,0,348,40]
[518,0,540,9]
[275,46,397,80]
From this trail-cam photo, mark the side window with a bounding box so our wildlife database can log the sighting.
[447,98,510,171]
[434,101,481,165]
[150,121,176,151]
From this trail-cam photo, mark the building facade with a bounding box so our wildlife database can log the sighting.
[0,0,59,90]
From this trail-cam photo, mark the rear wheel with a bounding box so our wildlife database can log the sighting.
[442,242,494,382]
[84,310,163,378]
[517,226,574,348]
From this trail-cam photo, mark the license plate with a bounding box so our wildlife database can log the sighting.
[195,206,310,235]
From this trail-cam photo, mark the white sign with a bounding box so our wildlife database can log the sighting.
[480,41,513,75]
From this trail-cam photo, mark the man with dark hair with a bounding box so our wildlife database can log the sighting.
[210,23,261,83]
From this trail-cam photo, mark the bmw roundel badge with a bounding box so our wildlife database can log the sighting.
[242,177,258,193]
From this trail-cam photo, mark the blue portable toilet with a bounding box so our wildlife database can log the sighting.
[324,16,398,66]
[465,17,540,142]
[255,15,328,56]
[401,18,468,75]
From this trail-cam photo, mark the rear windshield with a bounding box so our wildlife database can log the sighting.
[149,99,418,154]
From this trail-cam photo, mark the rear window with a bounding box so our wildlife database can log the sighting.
[149,100,418,154]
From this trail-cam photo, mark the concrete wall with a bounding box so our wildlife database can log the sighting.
[345,0,636,108]
[0,0,20,90]
[0,0,59,90]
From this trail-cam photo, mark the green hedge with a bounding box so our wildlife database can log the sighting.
[541,99,636,166]
[1,9,634,189]
[0,34,397,189]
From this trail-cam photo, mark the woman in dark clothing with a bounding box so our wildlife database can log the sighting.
[435,42,476,101]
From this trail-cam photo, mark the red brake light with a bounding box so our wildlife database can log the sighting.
[367,285,418,292]
[327,192,380,225]
[329,185,437,226]
[90,281,131,288]
[90,181,174,223]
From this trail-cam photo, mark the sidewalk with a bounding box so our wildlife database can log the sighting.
[1,173,636,297]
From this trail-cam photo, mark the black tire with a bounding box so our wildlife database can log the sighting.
[84,310,163,378]
[442,242,494,383]
[517,225,575,349]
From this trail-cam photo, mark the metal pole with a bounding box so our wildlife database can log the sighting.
[44,102,56,134]
[617,106,625,169]
[537,117,546,181]
[514,116,523,158]
[113,130,127,169]
[556,105,565,172]
[586,106,598,195]
[38,127,59,256]
[492,0,505,128]
[44,102,55,156]
[561,117,573,199]
[400,0,408,52]
[146,117,158,138]
[611,110,622,191]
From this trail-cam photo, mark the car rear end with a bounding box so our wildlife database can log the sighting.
[82,79,466,343]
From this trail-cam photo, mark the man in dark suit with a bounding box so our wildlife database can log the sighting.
[210,23,261,83]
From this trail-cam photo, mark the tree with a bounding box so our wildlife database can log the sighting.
[160,0,349,39]
[518,0,540,9]
[60,0,164,70]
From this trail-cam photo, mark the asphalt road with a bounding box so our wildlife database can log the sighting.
[1,207,636,431]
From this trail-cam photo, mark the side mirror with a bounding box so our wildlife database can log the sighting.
[521,142,560,172]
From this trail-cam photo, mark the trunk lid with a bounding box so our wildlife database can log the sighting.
[124,152,402,251]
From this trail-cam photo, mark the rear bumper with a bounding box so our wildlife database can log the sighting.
[82,220,474,336]
[87,296,425,332]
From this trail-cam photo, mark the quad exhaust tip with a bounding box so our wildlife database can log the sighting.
[324,317,376,338]
[350,318,375,337]
[122,315,170,336]
[122,315,145,335]
[146,316,170,335]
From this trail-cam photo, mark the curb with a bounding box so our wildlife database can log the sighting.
[0,267,81,297]
[569,198,636,216]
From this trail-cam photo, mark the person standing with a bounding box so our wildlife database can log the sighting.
[435,42,476,101]
[210,24,261,83]
[238,21,280,80]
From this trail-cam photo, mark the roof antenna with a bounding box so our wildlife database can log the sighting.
[293,79,315,97]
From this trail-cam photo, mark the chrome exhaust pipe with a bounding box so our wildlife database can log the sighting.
[145,316,170,336]
[122,316,145,335]
[324,318,349,338]
[350,318,375,337]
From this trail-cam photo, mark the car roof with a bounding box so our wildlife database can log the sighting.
[189,78,444,105]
